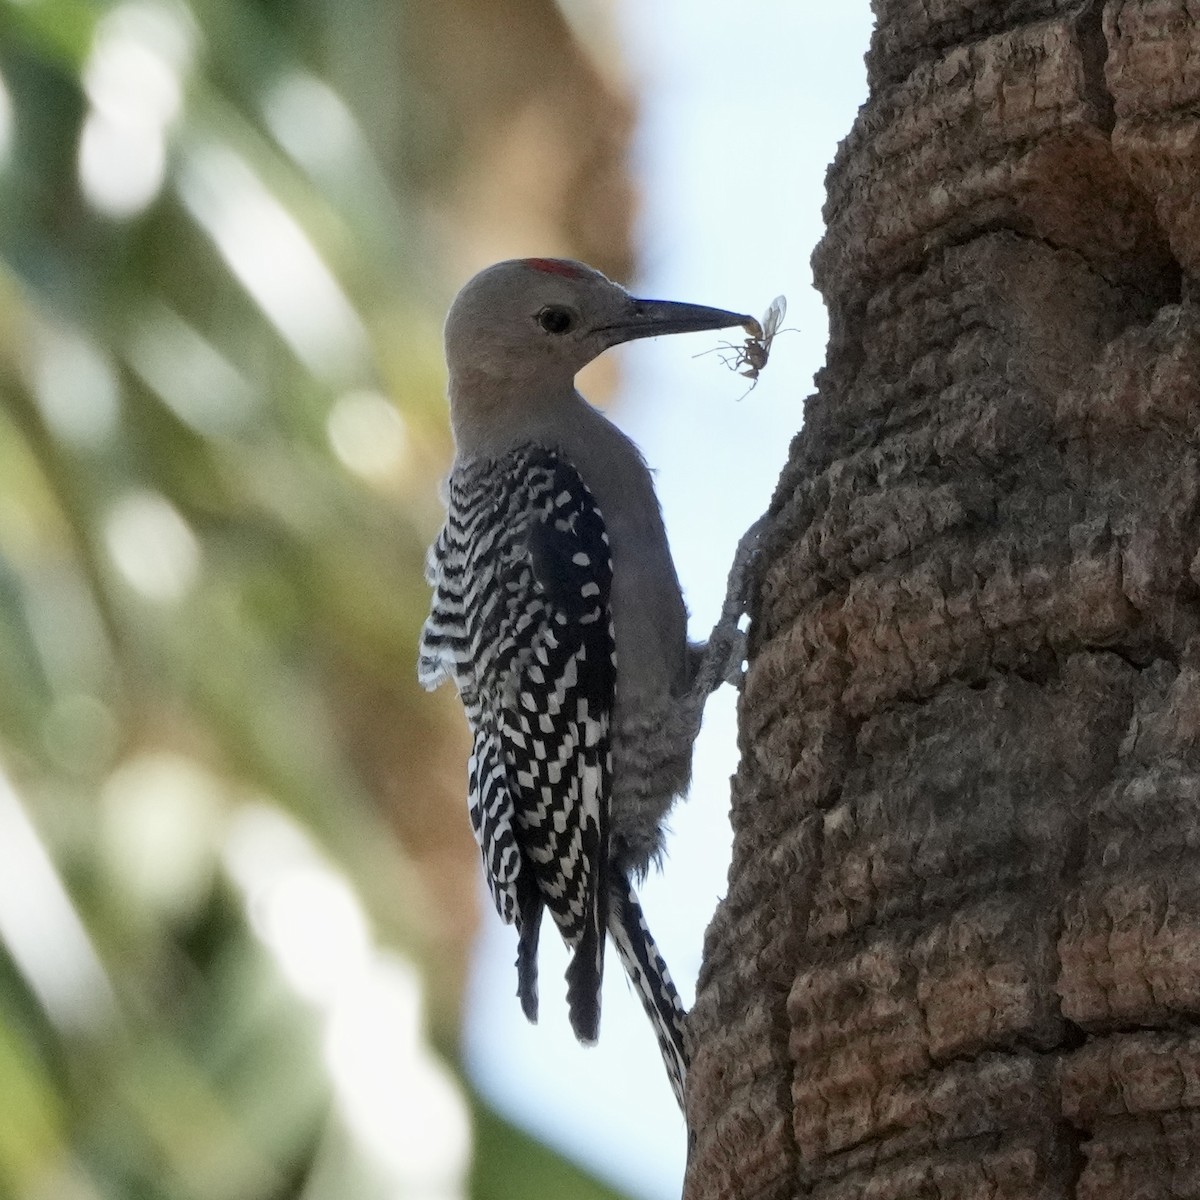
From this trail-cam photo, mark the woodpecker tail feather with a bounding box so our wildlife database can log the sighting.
[608,875,688,1110]
[564,875,607,1044]
[515,875,542,1023]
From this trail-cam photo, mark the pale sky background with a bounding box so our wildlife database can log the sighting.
[463,4,875,1198]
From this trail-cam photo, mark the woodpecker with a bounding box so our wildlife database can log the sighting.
[418,257,760,1108]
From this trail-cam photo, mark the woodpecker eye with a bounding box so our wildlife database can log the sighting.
[537,306,575,335]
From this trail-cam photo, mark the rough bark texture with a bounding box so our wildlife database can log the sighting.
[686,4,1200,1198]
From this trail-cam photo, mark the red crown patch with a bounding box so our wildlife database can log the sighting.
[523,258,587,279]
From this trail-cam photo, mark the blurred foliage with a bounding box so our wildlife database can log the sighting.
[0,0,632,1196]
[469,1099,625,1200]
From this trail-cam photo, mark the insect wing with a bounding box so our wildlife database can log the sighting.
[740,295,787,380]
[760,295,787,348]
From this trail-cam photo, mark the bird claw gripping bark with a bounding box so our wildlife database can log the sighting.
[420,258,758,1111]
[691,513,770,699]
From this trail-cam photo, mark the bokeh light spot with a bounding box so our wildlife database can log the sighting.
[263,72,357,173]
[76,1,193,218]
[103,491,200,602]
[223,805,471,1197]
[83,6,186,128]
[251,866,371,1004]
[101,753,224,916]
[326,956,471,1194]
[78,112,166,218]
[327,390,409,480]
[0,71,12,169]
[0,766,116,1031]
[127,304,258,435]
[30,324,120,446]
[178,143,370,383]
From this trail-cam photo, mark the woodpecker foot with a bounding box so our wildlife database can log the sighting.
[723,513,769,623]
[690,513,769,698]
[691,626,742,700]
[722,628,748,689]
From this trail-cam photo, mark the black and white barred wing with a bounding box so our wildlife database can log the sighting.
[418,445,616,1043]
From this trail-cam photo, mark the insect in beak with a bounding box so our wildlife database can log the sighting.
[695,295,790,396]
[736,295,787,385]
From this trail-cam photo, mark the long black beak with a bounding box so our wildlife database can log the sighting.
[599,297,757,348]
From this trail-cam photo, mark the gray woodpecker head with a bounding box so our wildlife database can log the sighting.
[444,257,754,393]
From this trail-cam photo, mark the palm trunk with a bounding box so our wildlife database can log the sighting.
[686,4,1200,1198]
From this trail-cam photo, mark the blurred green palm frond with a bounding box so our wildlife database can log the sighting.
[0,0,632,1197]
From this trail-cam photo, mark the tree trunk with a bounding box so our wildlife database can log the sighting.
[686,4,1200,1198]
